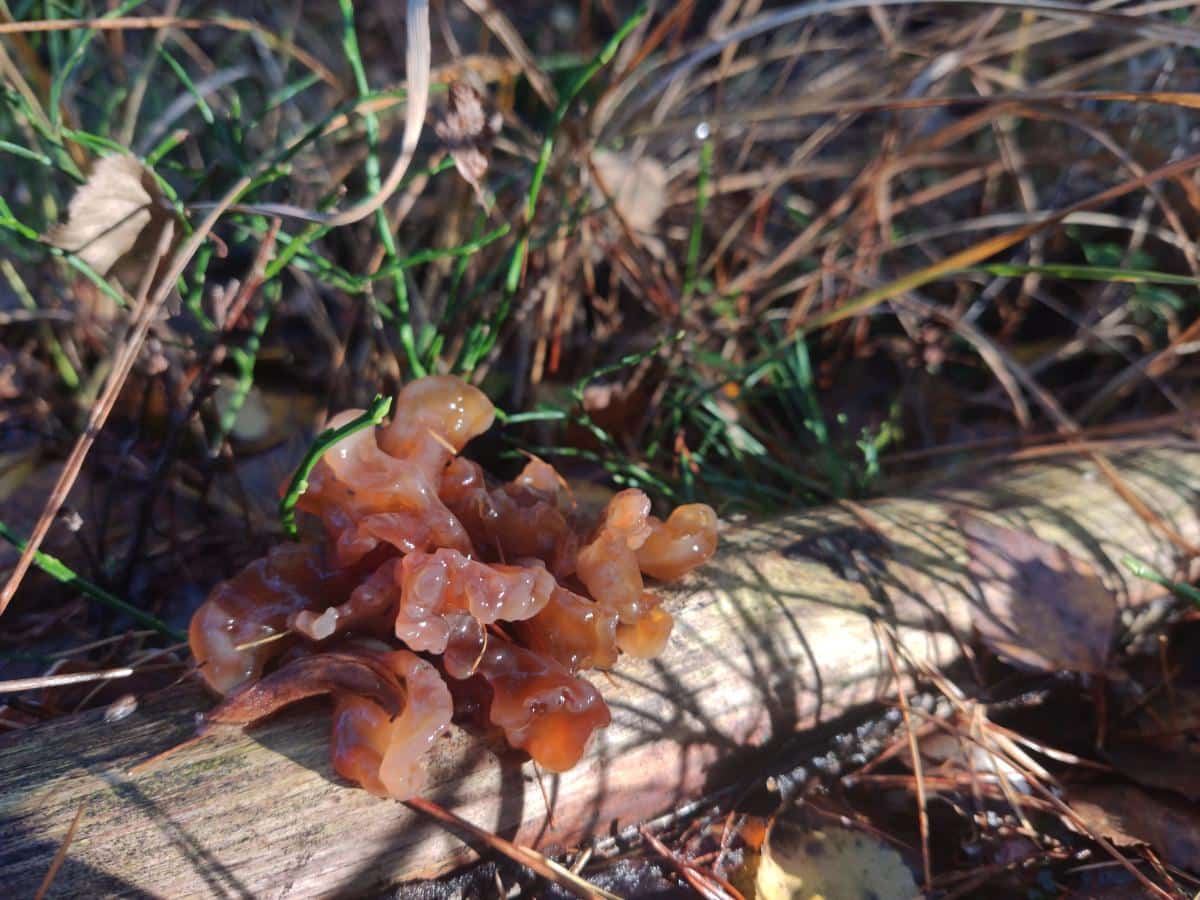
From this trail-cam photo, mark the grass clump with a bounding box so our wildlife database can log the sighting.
[0,0,1198,667]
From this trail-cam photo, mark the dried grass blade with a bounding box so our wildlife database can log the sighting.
[0,667,134,695]
[0,15,342,90]
[33,803,85,900]
[801,151,1200,333]
[875,621,932,892]
[460,0,557,110]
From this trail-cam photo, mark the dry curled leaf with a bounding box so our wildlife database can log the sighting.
[434,81,501,200]
[1068,784,1200,872]
[961,513,1117,674]
[45,154,168,279]
[591,149,668,233]
[202,653,406,730]
[755,819,918,900]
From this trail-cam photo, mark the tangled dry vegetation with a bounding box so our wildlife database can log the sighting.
[4,0,1200,897]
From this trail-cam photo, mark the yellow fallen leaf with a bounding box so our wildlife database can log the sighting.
[756,819,919,900]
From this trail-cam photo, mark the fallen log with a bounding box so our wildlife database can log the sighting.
[2,443,1198,897]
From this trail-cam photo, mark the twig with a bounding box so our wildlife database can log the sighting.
[33,803,85,900]
[279,395,393,538]
[874,620,932,892]
[640,826,740,900]
[405,796,619,900]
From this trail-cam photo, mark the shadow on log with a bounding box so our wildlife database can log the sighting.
[2,444,1198,897]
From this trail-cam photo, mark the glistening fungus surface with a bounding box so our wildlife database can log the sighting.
[189,375,718,799]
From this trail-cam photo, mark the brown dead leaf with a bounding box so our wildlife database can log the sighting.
[45,154,167,278]
[1124,684,1200,755]
[1104,744,1200,802]
[1068,784,1200,872]
[434,81,501,200]
[202,653,406,730]
[591,149,668,233]
[961,513,1117,674]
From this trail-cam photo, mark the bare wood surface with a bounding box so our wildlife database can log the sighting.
[2,444,1198,898]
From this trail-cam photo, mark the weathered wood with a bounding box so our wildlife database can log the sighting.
[2,445,1198,898]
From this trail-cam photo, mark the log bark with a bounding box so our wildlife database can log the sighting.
[2,444,1198,898]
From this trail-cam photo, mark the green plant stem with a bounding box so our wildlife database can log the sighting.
[966,262,1200,285]
[338,0,424,377]
[682,137,713,303]
[458,4,649,372]
[0,521,184,641]
[213,281,279,452]
[279,394,393,538]
[1122,555,1200,608]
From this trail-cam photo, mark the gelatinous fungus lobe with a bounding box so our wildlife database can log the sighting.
[189,374,718,803]
[441,455,579,576]
[290,555,401,642]
[377,375,496,464]
[394,548,555,665]
[296,416,472,567]
[637,504,719,581]
[330,647,453,799]
[466,635,611,772]
[514,586,620,671]
[189,543,362,694]
[298,376,495,567]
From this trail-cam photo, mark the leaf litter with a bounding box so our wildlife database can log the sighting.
[961,513,1118,675]
[44,154,172,283]
[435,81,502,203]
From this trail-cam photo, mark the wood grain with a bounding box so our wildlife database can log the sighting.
[2,444,1198,898]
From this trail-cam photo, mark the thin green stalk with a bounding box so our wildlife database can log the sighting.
[682,137,713,303]
[370,223,511,281]
[1122,555,1200,608]
[1,259,78,388]
[0,139,53,166]
[338,0,424,377]
[157,47,215,124]
[572,329,684,403]
[0,521,184,641]
[279,395,393,538]
[213,281,279,452]
[967,262,1200,285]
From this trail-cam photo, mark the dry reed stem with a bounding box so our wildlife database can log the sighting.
[32,804,85,900]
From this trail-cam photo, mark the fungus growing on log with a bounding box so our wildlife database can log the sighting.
[189,375,717,799]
